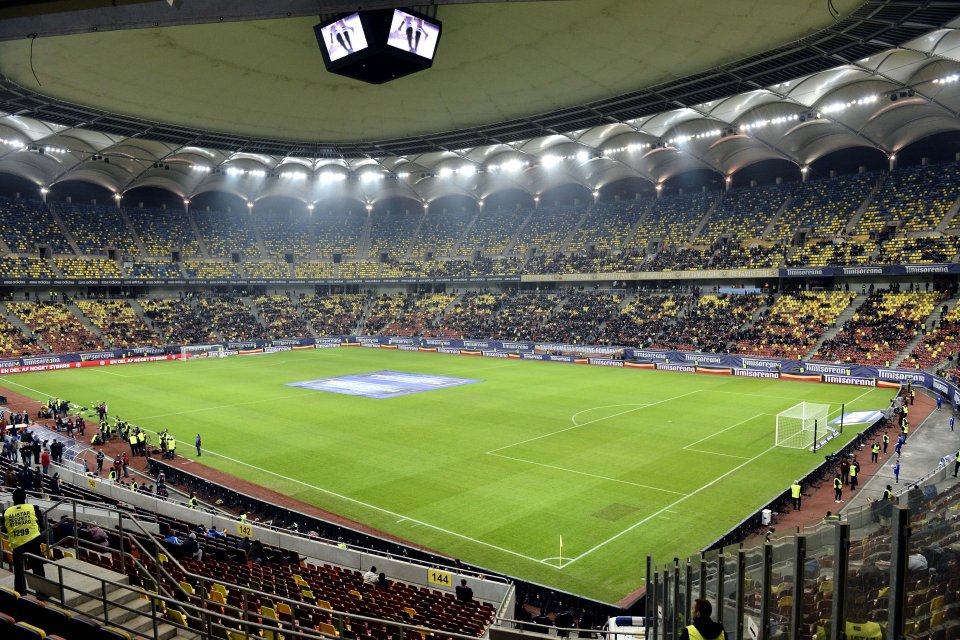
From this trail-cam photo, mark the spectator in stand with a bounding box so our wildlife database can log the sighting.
[456,578,474,603]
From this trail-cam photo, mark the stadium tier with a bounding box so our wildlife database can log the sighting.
[652,293,762,352]
[54,202,140,257]
[0,197,73,255]
[140,298,218,346]
[6,301,102,354]
[815,290,945,366]
[0,162,957,281]
[75,300,161,348]
[125,207,202,259]
[735,291,857,360]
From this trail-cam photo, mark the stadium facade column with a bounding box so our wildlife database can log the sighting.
[684,559,693,628]
[790,535,806,640]
[672,558,681,639]
[887,506,911,639]
[698,553,707,601]
[645,556,653,639]
[651,569,660,640]
[734,549,746,640]
[759,543,773,640]
[829,523,851,640]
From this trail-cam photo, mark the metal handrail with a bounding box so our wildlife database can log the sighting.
[26,551,493,640]
[22,490,499,638]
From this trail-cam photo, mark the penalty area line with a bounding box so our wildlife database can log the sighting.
[487,451,686,495]
[489,390,701,455]
[562,443,780,569]
[194,446,552,567]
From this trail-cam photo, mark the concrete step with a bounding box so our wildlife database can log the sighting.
[130,617,182,640]
[73,587,144,619]
[31,557,129,606]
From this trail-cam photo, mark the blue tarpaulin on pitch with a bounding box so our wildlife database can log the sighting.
[829,410,884,425]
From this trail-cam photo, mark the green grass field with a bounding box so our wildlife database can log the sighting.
[0,348,893,602]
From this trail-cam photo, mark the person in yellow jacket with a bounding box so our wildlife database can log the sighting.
[2,488,46,593]
[790,481,802,511]
[679,599,726,640]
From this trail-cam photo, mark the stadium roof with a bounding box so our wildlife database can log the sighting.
[0,0,959,204]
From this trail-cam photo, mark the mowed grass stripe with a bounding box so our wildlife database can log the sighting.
[1,348,894,602]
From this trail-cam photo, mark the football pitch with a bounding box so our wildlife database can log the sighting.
[0,348,894,602]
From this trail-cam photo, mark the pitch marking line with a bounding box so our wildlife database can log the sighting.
[570,404,651,425]
[682,413,770,450]
[127,393,311,421]
[683,448,751,460]
[487,390,701,455]
[192,447,552,566]
[487,451,686,496]
[562,443,781,568]
[561,388,879,568]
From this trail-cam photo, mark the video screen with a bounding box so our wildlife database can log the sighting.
[319,13,369,62]
[386,9,440,60]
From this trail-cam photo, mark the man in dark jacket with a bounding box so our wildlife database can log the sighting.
[679,599,726,640]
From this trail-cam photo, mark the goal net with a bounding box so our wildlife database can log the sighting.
[776,402,830,450]
[181,344,228,360]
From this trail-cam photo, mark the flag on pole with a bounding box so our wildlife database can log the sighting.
[559,534,563,566]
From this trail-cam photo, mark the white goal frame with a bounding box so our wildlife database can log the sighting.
[181,344,228,360]
[776,402,830,450]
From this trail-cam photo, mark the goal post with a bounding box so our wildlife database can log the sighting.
[181,344,227,360]
[776,402,830,450]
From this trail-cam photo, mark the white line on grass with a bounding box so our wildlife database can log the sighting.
[487,451,687,495]
[191,446,552,566]
[561,443,780,568]
[682,413,770,450]
[127,393,310,421]
[488,390,701,455]
[0,377,55,398]
[570,404,651,425]
[683,448,751,460]
[559,387,879,568]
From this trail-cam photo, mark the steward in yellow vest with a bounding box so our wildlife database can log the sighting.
[1,488,46,593]
[679,599,726,640]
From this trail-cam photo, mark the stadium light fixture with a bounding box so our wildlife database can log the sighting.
[225,167,245,176]
[247,169,266,178]
[282,170,306,180]
[0,137,26,150]
[478,199,485,208]
[183,199,191,205]
[655,184,663,192]
[246,201,254,210]
[533,194,540,203]
[541,155,561,168]
[740,115,799,132]
[820,94,878,115]
[933,74,959,85]
[438,167,455,178]
[365,203,374,212]
[576,150,590,162]
[192,164,211,173]
[360,171,383,182]
[396,171,410,179]
[801,166,809,174]
[307,203,315,212]
[113,193,122,201]
[500,159,524,173]
[460,164,476,176]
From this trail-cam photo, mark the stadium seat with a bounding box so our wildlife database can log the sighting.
[10,621,46,640]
